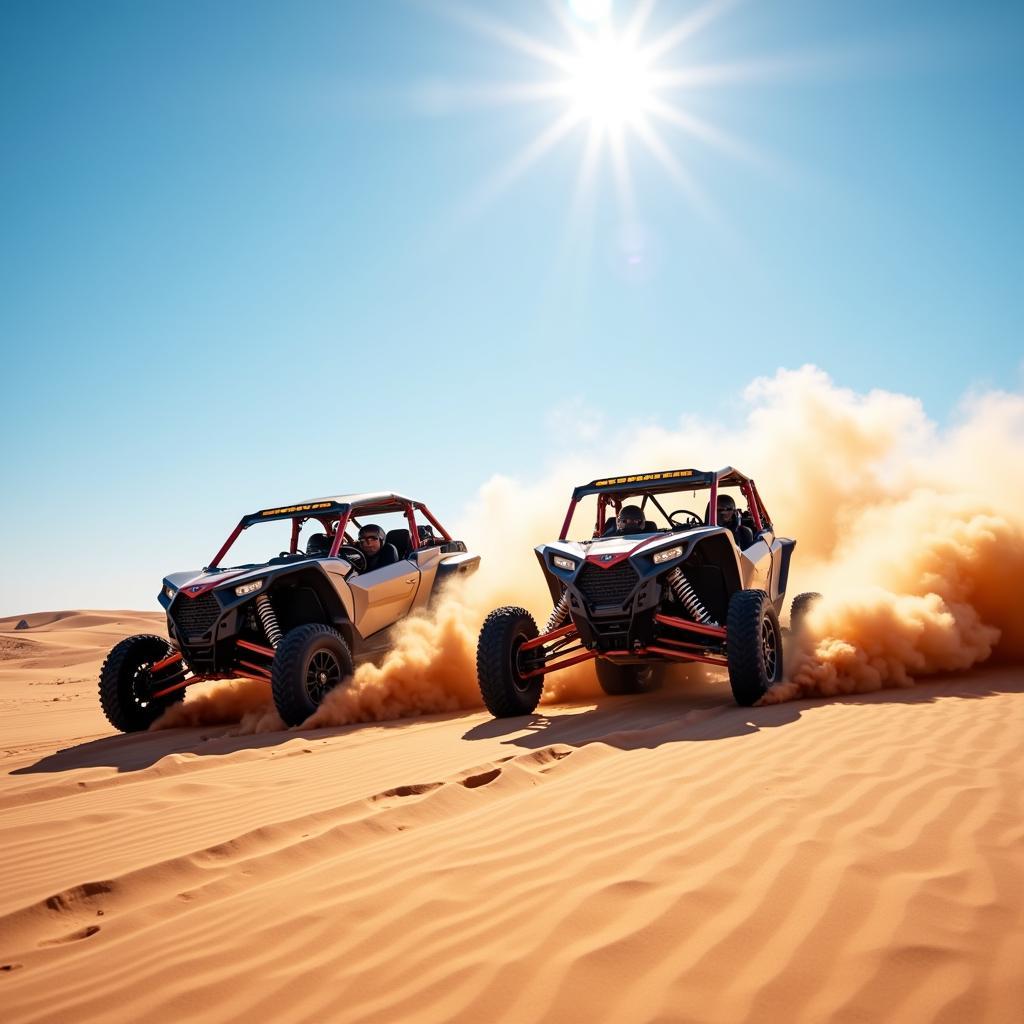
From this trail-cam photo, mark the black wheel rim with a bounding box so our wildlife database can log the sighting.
[130,662,153,708]
[761,618,778,681]
[305,649,343,703]
[511,634,539,692]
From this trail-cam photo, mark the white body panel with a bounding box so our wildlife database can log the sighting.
[348,561,420,637]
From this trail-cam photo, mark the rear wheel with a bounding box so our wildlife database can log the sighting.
[98,634,185,733]
[595,660,660,696]
[790,592,822,635]
[726,590,783,707]
[476,607,543,718]
[271,624,354,727]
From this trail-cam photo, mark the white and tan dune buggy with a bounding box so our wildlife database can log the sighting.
[477,466,816,717]
[100,492,479,731]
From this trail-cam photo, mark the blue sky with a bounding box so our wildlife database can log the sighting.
[1,0,1021,615]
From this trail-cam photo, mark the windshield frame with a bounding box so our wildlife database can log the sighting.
[558,468,772,541]
[208,498,454,569]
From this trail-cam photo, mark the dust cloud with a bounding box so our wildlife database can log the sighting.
[152,365,1024,730]
[152,678,285,733]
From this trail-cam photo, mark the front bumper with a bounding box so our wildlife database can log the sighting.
[166,591,245,672]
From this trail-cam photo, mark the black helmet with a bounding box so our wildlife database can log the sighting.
[616,504,645,533]
[716,494,738,525]
[358,523,385,543]
[305,533,331,557]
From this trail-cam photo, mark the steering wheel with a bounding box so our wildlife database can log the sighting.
[668,509,703,528]
[339,545,367,571]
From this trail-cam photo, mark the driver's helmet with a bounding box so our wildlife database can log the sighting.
[716,494,739,529]
[305,533,332,558]
[358,524,385,546]
[616,504,645,534]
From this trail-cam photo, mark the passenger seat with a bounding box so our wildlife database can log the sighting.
[385,528,413,559]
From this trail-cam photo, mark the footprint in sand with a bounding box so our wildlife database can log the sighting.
[372,781,445,803]
[39,924,101,947]
[460,767,502,789]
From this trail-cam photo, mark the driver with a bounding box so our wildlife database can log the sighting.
[615,504,646,535]
[357,524,398,572]
[716,495,754,548]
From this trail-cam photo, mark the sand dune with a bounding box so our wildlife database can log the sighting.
[1,612,1022,1022]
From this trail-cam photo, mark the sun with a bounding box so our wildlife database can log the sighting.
[565,33,653,129]
[431,0,773,221]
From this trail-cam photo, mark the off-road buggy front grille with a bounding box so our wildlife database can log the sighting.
[171,592,221,638]
[577,561,638,607]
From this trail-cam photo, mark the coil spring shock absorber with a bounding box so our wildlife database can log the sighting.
[666,567,718,625]
[255,594,283,648]
[544,589,570,632]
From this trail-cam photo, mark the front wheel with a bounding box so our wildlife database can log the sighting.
[595,660,661,696]
[98,634,185,733]
[726,590,783,707]
[271,624,354,727]
[476,607,542,718]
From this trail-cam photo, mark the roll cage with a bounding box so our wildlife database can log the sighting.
[558,467,773,540]
[209,492,453,569]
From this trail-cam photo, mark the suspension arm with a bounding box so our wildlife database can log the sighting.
[654,613,727,639]
[520,623,577,652]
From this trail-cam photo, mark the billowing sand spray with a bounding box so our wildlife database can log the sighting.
[152,678,285,733]
[286,494,610,731]
[765,496,1024,703]
[304,586,483,728]
[152,366,1024,730]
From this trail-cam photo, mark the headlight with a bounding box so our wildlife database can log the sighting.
[234,579,264,597]
[163,585,176,600]
[652,546,683,565]
[552,555,577,571]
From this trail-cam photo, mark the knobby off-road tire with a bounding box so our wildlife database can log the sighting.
[98,634,185,733]
[726,590,783,707]
[476,607,542,718]
[595,660,661,696]
[271,624,354,727]
[790,592,823,635]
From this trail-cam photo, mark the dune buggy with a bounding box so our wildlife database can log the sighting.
[477,466,814,716]
[100,492,479,731]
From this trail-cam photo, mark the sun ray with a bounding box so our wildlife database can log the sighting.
[546,0,592,53]
[644,95,764,166]
[561,121,603,270]
[650,51,837,90]
[629,115,715,222]
[640,0,740,63]
[573,120,605,205]
[431,1,576,74]
[415,77,575,115]
[464,107,584,218]
[622,0,659,47]
[608,123,636,220]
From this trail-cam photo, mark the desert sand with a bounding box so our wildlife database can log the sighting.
[1,610,1022,1023]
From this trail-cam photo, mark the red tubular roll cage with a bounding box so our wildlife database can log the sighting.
[209,497,453,569]
[559,467,772,541]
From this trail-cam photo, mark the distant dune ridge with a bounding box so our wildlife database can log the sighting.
[1,370,1023,1021]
